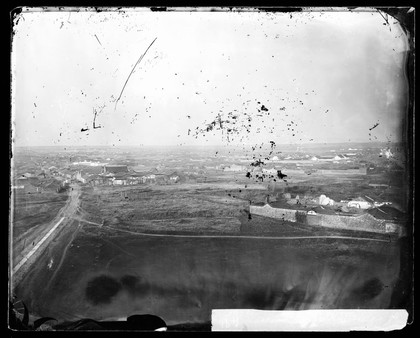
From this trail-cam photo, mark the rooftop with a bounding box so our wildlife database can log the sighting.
[103,165,128,174]
[368,206,405,220]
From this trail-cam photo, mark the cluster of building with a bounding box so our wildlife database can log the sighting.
[262,152,359,163]
[75,165,181,187]
[278,192,392,211]
[310,153,358,162]
[12,168,64,194]
[11,177,42,194]
[12,164,184,193]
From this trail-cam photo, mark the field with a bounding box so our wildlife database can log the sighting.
[10,143,411,329]
[79,182,268,234]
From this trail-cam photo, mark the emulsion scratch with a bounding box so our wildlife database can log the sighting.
[93,107,103,129]
[377,9,392,32]
[114,37,157,111]
[369,123,380,131]
[94,34,102,46]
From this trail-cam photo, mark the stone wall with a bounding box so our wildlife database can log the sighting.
[250,204,401,234]
[295,210,307,224]
[249,204,297,222]
[317,213,386,233]
[307,214,322,226]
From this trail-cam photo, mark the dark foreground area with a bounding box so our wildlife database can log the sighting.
[12,219,404,330]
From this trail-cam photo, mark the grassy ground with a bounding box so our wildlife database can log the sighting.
[77,169,406,237]
[79,182,267,234]
[12,191,68,240]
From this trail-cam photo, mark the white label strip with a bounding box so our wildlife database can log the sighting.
[212,309,408,331]
[12,217,65,275]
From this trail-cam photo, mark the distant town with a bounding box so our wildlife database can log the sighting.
[12,143,407,235]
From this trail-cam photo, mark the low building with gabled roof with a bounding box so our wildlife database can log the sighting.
[102,165,128,174]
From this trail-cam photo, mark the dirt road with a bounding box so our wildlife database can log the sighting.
[11,184,81,288]
[105,225,391,242]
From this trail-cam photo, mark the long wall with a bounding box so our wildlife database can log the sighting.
[250,204,401,234]
[314,213,386,233]
[250,204,297,222]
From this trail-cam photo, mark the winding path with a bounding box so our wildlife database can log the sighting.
[105,226,391,243]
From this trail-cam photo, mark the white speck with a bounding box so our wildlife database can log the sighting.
[47,258,54,269]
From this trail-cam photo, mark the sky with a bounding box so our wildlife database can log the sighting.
[11,8,410,147]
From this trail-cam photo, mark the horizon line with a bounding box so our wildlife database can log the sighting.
[12,141,400,148]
